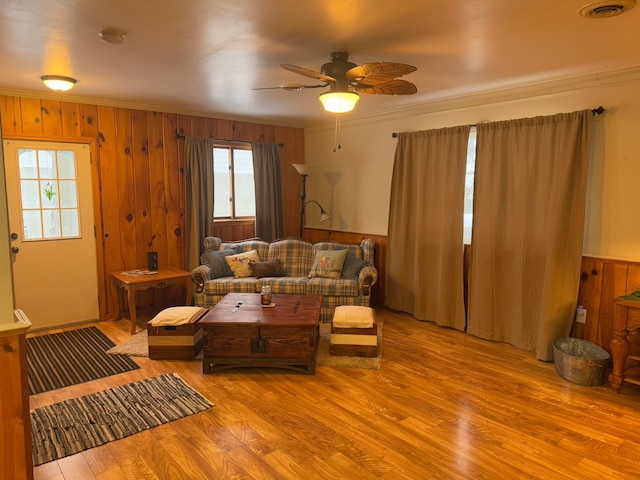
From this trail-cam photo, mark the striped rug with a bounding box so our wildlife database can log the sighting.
[27,327,140,395]
[31,373,214,466]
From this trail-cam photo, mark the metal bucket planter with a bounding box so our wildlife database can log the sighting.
[552,337,611,386]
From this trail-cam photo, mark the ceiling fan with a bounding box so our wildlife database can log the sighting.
[255,51,417,113]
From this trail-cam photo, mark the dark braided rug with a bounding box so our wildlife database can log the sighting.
[31,373,214,466]
[27,326,140,395]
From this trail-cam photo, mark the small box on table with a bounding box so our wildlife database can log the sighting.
[330,306,378,357]
[146,306,206,360]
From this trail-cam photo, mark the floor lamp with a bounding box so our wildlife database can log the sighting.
[292,164,331,238]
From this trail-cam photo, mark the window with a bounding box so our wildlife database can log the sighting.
[463,127,477,244]
[17,147,80,240]
[213,144,255,219]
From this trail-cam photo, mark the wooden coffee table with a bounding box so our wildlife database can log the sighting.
[200,293,322,374]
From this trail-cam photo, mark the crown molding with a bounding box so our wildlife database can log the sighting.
[306,64,640,132]
[0,88,304,129]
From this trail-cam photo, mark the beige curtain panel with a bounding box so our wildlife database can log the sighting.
[252,142,284,242]
[386,126,471,330]
[185,137,215,272]
[467,110,594,361]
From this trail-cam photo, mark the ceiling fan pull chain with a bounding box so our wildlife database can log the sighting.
[333,112,342,152]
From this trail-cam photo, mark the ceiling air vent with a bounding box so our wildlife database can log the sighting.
[580,0,636,18]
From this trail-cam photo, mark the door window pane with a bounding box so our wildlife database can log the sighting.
[23,210,43,239]
[18,149,37,178]
[41,180,59,208]
[61,210,79,236]
[20,180,40,209]
[59,180,78,208]
[57,151,75,178]
[38,150,57,179]
[42,210,61,238]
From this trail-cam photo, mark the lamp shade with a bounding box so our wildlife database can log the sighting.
[292,163,313,176]
[319,91,359,113]
[41,75,77,91]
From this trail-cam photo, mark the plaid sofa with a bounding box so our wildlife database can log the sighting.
[191,237,378,323]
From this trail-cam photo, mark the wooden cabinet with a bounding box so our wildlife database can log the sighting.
[0,312,33,480]
[200,293,321,374]
[203,324,318,373]
[609,298,640,392]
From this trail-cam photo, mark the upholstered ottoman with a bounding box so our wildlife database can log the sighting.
[330,306,378,357]
[147,306,207,360]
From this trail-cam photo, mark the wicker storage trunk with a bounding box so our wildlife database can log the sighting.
[552,337,611,386]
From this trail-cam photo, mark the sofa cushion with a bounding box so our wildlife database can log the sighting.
[341,252,370,279]
[248,258,286,279]
[267,239,315,276]
[309,249,348,279]
[200,247,239,278]
[261,277,309,295]
[203,277,261,296]
[226,249,261,278]
[306,277,360,297]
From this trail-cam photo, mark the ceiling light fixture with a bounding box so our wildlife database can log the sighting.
[40,75,77,91]
[319,91,360,113]
[579,0,636,18]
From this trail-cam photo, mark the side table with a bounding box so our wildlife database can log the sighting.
[111,267,192,334]
[609,297,640,392]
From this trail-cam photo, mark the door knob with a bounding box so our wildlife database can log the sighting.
[10,232,18,240]
[11,247,19,254]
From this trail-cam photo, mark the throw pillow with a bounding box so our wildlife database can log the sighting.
[308,249,348,279]
[225,249,261,278]
[200,247,239,278]
[248,258,286,279]
[341,252,370,278]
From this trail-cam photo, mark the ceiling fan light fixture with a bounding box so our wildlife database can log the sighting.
[40,75,77,91]
[319,91,360,113]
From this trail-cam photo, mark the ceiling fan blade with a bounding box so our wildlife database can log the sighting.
[346,62,417,84]
[252,83,326,91]
[354,79,417,95]
[281,64,336,82]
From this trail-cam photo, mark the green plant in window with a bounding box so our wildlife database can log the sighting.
[43,182,57,201]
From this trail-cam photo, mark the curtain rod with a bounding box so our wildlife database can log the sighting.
[391,106,606,138]
[174,131,283,147]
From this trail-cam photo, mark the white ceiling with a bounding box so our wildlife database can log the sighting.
[1,0,639,128]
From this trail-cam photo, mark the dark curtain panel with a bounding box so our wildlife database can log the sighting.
[467,110,593,360]
[252,142,284,242]
[385,126,471,330]
[185,137,214,271]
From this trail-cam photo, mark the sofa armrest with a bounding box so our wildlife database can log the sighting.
[191,265,212,294]
[358,264,378,295]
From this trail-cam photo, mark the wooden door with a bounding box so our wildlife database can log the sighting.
[3,140,98,329]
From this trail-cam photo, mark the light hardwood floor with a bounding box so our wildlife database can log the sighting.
[31,308,640,480]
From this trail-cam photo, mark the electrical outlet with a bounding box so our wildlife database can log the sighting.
[576,308,587,324]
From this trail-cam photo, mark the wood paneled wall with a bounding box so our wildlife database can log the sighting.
[212,219,256,241]
[0,95,304,320]
[572,256,640,352]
